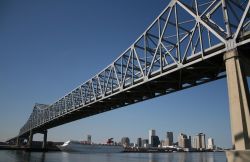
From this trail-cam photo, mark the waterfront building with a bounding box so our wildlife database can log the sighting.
[160,140,165,147]
[178,133,191,148]
[151,135,160,147]
[188,136,192,148]
[193,136,199,149]
[165,132,173,146]
[87,135,91,144]
[201,133,206,149]
[142,139,149,148]
[121,137,130,147]
[149,129,156,145]
[193,133,206,150]
[207,138,215,150]
[137,138,142,147]
[131,143,136,147]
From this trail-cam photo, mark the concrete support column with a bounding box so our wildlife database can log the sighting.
[28,130,33,147]
[16,137,19,146]
[42,130,47,149]
[224,49,250,150]
[224,49,250,161]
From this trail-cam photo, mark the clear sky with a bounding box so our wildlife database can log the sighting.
[0,0,249,148]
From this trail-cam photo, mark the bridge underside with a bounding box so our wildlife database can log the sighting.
[14,46,249,145]
[22,48,248,137]
[11,61,231,138]
[11,38,250,142]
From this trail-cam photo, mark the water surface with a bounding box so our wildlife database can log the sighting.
[0,150,227,162]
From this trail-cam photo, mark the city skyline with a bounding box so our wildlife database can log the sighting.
[121,129,217,151]
[82,130,218,149]
[1,0,249,149]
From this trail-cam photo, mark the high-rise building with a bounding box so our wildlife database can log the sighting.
[201,134,206,149]
[87,135,91,144]
[142,139,149,148]
[121,137,130,147]
[207,138,215,150]
[151,136,160,147]
[193,135,199,149]
[160,140,165,147]
[165,132,173,146]
[178,133,191,148]
[193,133,206,150]
[188,136,192,148]
[149,129,156,145]
[137,138,142,147]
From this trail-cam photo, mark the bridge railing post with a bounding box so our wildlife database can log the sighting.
[224,49,250,161]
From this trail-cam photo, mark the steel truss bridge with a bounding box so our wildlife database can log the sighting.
[8,0,250,153]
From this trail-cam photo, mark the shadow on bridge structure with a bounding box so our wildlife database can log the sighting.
[6,0,250,161]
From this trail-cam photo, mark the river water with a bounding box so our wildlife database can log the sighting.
[0,150,227,162]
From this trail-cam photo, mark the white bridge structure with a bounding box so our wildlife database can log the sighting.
[8,0,250,160]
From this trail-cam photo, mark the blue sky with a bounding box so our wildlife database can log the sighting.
[0,0,249,148]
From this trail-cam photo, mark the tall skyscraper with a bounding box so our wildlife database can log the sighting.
[142,139,149,148]
[151,135,160,147]
[87,135,91,144]
[188,136,192,148]
[193,133,206,150]
[201,133,206,149]
[165,132,173,146]
[178,133,191,148]
[137,138,142,147]
[207,138,215,150]
[149,129,156,145]
[193,135,199,149]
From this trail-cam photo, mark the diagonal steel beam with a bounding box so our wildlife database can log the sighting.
[177,1,226,43]
[234,0,250,40]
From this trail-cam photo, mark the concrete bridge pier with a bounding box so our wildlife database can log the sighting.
[15,137,22,146]
[42,130,47,150]
[28,130,33,148]
[15,137,19,146]
[25,130,48,150]
[224,49,250,162]
[15,136,25,147]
